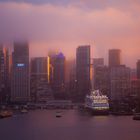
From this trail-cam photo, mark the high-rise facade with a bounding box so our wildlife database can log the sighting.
[136,60,140,79]
[93,65,110,96]
[131,79,140,97]
[136,60,140,110]
[48,52,57,87]
[30,57,53,102]
[11,42,30,102]
[92,58,110,97]
[0,45,9,103]
[110,65,131,101]
[92,58,108,94]
[76,45,91,101]
[54,53,65,96]
[31,57,49,79]
[67,60,77,101]
[49,52,65,99]
[109,49,121,67]
[93,58,104,67]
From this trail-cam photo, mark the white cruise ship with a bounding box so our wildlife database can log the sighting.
[85,90,109,115]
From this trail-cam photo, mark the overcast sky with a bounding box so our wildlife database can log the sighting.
[0,0,140,67]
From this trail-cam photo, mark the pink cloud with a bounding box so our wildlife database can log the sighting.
[0,2,140,68]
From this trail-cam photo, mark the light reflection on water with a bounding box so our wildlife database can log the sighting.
[0,109,140,140]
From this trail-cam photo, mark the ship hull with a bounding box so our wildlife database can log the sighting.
[85,107,109,115]
[85,90,110,115]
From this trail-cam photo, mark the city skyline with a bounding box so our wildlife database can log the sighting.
[0,43,139,101]
[0,2,140,140]
[1,42,140,70]
[0,0,140,68]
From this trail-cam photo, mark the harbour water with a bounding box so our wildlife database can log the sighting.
[0,109,140,140]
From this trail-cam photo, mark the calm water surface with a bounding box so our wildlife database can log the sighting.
[0,109,140,140]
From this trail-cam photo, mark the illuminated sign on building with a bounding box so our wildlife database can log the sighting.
[17,63,25,67]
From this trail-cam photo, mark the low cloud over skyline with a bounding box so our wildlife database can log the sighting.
[0,0,140,67]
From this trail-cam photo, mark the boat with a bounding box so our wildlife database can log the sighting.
[85,90,109,115]
[56,111,62,118]
[133,113,140,120]
[0,110,13,118]
[20,109,28,113]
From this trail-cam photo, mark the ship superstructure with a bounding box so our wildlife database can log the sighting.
[85,90,109,115]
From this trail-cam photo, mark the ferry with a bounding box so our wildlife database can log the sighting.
[85,90,109,115]
[20,109,28,113]
[0,110,13,118]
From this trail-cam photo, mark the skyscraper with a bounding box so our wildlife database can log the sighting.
[50,52,65,99]
[54,53,65,87]
[11,42,30,102]
[48,52,57,87]
[93,65,110,96]
[68,61,77,101]
[137,60,140,79]
[0,45,9,103]
[110,65,131,101]
[93,58,104,67]
[92,58,110,97]
[30,57,53,102]
[136,60,140,110]
[76,45,91,101]
[109,49,121,67]
[31,57,49,80]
